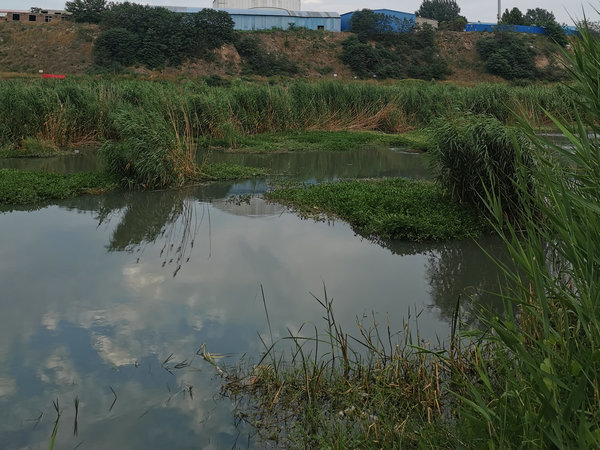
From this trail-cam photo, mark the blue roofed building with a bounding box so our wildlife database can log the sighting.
[340,9,416,32]
[466,22,577,37]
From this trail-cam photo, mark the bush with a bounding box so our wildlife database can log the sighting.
[476,32,535,80]
[544,20,568,47]
[95,3,235,69]
[438,16,467,31]
[340,29,450,80]
[235,37,299,76]
[93,28,140,67]
[429,114,530,218]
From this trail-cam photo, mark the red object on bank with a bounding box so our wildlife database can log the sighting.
[42,74,66,79]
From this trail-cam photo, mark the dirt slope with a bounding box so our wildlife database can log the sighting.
[0,22,561,83]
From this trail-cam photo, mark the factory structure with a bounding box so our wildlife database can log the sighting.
[167,6,341,31]
[465,22,578,36]
[341,9,415,31]
[0,9,70,23]
[213,0,300,10]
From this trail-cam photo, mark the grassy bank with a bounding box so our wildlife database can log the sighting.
[0,162,268,205]
[265,178,486,241]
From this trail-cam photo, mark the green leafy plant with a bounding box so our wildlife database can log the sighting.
[266,177,485,241]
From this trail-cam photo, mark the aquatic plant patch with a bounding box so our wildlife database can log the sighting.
[0,138,73,158]
[202,130,431,153]
[0,169,113,205]
[265,178,486,241]
[202,162,269,180]
[213,292,458,448]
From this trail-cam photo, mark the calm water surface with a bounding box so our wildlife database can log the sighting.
[0,148,505,448]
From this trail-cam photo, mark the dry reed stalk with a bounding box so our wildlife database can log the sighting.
[306,101,406,132]
[168,104,203,182]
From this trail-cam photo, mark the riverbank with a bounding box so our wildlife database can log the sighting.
[0,162,269,206]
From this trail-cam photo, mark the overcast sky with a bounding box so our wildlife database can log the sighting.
[2,0,596,25]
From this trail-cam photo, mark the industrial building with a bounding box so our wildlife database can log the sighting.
[340,9,415,32]
[465,22,544,33]
[167,7,340,32]
[0,9,70,23]
[466,22,578,36]
[416,17,438,29]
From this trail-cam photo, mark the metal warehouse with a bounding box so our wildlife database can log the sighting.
[465,22,578,36]
[167,7,340,32]
[465,22,544,34]
[340,9,415,32]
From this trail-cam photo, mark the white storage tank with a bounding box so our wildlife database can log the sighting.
[212,0,301,11]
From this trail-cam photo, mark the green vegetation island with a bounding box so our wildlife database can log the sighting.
[1,2,599,448]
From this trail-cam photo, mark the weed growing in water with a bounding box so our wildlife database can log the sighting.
[205,289,485,447]
[265,177,486,241]
[0,169,113,205]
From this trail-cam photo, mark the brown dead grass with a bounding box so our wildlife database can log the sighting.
[435,31,504,85]
[0,21,97,74]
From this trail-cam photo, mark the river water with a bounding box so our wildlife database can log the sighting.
[0,148,506,448]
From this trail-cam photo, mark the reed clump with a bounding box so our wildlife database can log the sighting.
[0,79,580,152]
[215,291,462,448]
[453,20,600,447]
[429,114,531,219]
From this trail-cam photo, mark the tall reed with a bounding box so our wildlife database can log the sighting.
[451,21,600,447]
[0,79,581,151]
[429,114,531,219]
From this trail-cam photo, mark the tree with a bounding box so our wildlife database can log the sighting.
[349,9,402,41]
[437,15,467,31]
[93,27,140,66]
[186,9,235,51]
[524,8,555,26]
[65,0,106,23]
[544,20,568,47]
[416,0,461,23]
[500,7,527,25]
